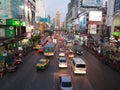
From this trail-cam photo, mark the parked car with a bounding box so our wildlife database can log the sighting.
[36,59,50,70]
[59,74,74,90]
[6,64,17,73]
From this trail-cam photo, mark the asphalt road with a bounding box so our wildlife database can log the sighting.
[0,44,120,90]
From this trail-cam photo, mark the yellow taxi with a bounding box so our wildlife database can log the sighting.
[33,44,41,50]
[36,59,50,70]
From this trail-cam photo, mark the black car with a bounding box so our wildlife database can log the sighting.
[75,48,83,55]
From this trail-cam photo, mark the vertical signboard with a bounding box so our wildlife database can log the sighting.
[0,27,5,37]
[89,24,97,34]
[0,0,8,18]
[6,26,15,38]
[79,15,87,34]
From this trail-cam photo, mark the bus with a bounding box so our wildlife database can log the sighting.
[43,42,56,56]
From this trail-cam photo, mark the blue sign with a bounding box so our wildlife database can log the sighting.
[82,0,103,7]
[40,18,50,23]
[79,15,87,34]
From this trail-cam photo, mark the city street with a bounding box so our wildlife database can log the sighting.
[0,44,120,90]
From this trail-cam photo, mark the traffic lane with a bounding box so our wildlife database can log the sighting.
[81,49,120,90]
[54,56,93,90]
[68,60,93,90]
[25,52,59,90]
[0,51,57,90]
[0,51,45,90]
[71,74,94,90]
[0,51,37,90]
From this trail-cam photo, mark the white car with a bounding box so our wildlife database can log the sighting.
[59,50,65,57]
[59,74,74,90]
[58,57,67,68]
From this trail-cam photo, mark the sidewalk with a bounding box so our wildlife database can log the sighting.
[83,45,120,72]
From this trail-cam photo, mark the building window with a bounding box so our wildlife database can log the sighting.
[114,0,120,12]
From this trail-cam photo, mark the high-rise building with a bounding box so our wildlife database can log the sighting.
[106,0,120,40]
[55,11,61,29]
[36,0,46,22]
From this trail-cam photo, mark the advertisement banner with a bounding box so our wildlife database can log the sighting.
[82,0,103,7]
[89,11,102,21]
[40,18,50,23]
[79,15,87,34]
[0,19,6,25]
[0,27,5,37]
[89,24,97,34]
[0,0,8,18]
[6,26,15,38]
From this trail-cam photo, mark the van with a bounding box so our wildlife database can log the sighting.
[71,58,87,74]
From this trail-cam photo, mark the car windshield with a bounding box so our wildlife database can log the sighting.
[78,49,82,51]
[59,50,65,53]
[62,82,72,87]
[60,60,66,63]
[76,64,85,68]
[69,52,74,55]
[39,61,45,64]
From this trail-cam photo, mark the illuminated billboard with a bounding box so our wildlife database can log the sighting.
[82,0,103,7]
[40,18,50,23]
[89,11,102,21]
[89,24,97,34]
[0,0,8,18]
[79,15,87,34]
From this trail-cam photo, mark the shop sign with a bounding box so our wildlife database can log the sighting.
[14,20,21,26]
[6,26,15,38]
[0,27,5,37]
[21,21,26,26]
[6,19,21,26]
[0,19,6,25]
[89,24,97,34]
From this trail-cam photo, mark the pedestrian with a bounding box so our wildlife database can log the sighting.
[0,66,4,78]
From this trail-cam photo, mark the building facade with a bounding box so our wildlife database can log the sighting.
[0,0,36,50]
[106,0,120,45]
[55,11,61,30]
[35,0,46,22]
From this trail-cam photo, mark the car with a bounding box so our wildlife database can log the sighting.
[36,59,50,70]
[59,50,65,57]
[37,45,43,53]
[58,57,67,68]
[71,58,87,74]
[75,48,83,55]
[6,64,17,73]
[67,50,74,59]
[14,58,23,65]
[59,74,74,90]
[33,44,41,50]
[74,40,78,45]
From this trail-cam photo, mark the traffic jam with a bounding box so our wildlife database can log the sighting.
[33,31,86,90]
